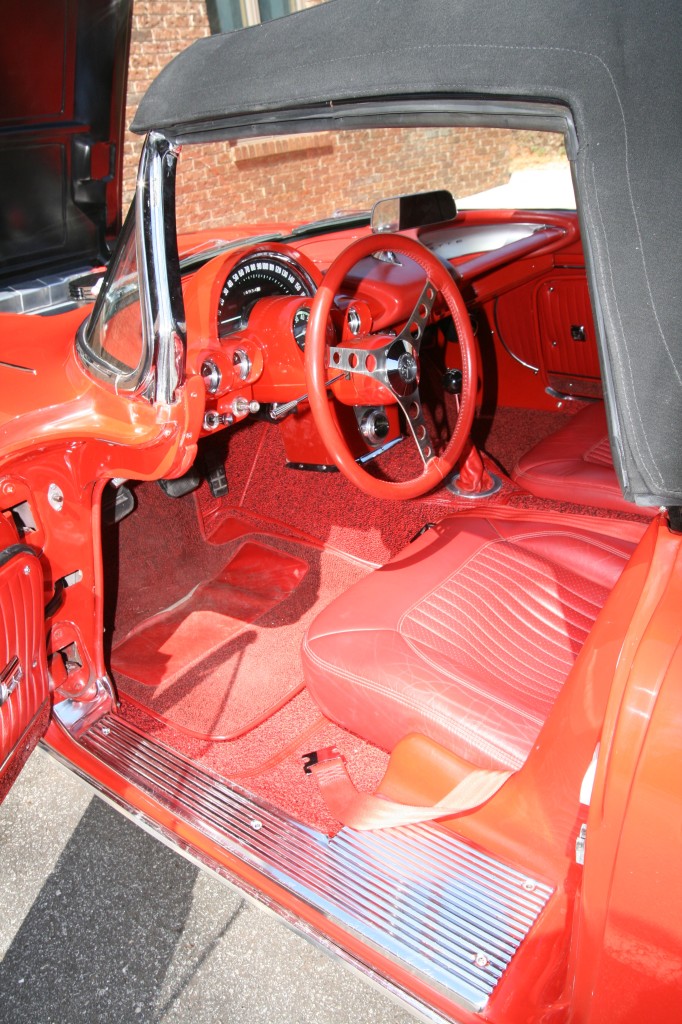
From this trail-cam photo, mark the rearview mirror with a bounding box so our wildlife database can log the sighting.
[371,190,457,233]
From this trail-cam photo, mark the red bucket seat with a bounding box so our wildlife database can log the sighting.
[512,403,656,516]
[302,513,641,770]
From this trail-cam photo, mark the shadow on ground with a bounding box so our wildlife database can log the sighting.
[0,798,244,1024]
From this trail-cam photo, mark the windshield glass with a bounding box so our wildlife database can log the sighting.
[80,206,146,388]
[173,125,574,236]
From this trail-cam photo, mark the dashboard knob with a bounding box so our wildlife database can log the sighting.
[233,349,251,381]
[232,397,260,418]
[201,359,222,394]
[443,368,463,395]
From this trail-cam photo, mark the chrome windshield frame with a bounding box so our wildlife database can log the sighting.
[77,131,186,403]
[136,131,186,404]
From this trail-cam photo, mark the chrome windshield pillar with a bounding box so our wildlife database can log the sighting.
[136,132,186,404]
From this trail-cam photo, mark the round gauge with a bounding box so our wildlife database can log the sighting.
[217,252,316,338]
[292,306,311,350]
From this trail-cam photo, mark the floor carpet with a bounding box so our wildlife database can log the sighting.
[106,483,373,742]
[118,690,391,835]
[103,401,647,832]
[194,418,522,565]
[113,536,371,741]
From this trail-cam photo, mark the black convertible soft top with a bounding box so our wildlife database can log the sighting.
[133,0,682,509]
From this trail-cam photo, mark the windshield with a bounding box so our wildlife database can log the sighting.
[79,205,147,389]
[82,123,574,391]
[173,125,575,236]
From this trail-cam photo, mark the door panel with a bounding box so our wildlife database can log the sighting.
[489,265,602,402]
[0,543,50,802]
[537,275,600,378]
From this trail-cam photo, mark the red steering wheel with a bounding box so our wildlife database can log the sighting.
[305,233,478,499]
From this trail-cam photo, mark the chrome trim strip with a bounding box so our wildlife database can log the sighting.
[137,132,186,405]
[44,740,455,1024]
[77,714,553,1013]
[0,361,37,375]
[492,296,540,373]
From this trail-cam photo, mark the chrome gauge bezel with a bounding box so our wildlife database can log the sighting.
[292,305,311,351]
[217,251,317,338]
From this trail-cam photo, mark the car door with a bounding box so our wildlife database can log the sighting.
[0,514,50,803]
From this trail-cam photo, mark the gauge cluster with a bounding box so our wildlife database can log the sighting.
[292,306,310,350]
[217,251,316,338]
[181,242,327,437]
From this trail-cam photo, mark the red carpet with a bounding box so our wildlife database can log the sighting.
[195,419,520,565]
[112,539,307,685]
[112,532,372,741]
[118,690,391,835]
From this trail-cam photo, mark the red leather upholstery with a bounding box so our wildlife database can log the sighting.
[512,403,656,516]
[302,515,638,771]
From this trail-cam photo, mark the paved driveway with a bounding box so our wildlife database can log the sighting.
[0,749,413,1024]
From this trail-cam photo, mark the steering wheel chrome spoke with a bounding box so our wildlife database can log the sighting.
[394,279,437,354]
[328,342,385,379]
[396,390,436,466]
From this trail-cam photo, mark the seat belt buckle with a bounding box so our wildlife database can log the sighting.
[302,746,344,775]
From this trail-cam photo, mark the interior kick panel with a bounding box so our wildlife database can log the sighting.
[537,275,600,378]
[0,543,50,801]
[492,267,599,392]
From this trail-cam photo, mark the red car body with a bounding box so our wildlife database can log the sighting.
[1,2,680,1021]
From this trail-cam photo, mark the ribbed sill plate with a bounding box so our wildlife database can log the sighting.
[81,714,553,1012]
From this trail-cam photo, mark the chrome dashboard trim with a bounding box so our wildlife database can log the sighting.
[492,295,540,373]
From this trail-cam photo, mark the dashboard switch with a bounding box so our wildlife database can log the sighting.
[232,397,260,418]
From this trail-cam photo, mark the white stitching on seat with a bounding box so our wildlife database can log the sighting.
[302,635,523,768]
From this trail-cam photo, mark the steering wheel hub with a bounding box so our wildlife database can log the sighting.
[389,345,420,394]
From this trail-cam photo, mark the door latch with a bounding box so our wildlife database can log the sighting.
[0,656,23,707]
[575,823,588,865]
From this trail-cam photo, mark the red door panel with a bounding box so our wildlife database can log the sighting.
[0,544,50,802]
[537,275,601,387]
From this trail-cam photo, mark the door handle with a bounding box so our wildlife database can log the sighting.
[0,656,23,707]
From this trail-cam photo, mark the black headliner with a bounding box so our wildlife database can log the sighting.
[132,0,682,508]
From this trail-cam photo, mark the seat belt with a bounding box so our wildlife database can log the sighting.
[304,748,512,831]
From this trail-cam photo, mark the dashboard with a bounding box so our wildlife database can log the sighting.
[181,207,582,460]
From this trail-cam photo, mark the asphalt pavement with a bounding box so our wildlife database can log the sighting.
[0,748,413,1024]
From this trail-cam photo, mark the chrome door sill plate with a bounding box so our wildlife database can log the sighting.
[79,713,553,1013]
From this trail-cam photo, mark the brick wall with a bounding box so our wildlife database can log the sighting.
[123,2,564,232]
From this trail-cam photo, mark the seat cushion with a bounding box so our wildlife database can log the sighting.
[302,515,638,771]
[512,403,656,516]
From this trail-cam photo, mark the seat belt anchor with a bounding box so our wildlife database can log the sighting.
[302,746,344,775]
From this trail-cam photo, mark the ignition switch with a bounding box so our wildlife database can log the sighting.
[360,408,390,446]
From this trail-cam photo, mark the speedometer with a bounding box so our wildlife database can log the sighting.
[217,252,316,338]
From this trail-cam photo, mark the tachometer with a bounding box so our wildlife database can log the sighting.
[292,306,311,350]
[217,252,316,338]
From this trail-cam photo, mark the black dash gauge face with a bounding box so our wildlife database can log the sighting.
[217,253,315,338]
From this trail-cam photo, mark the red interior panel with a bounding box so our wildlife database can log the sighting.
[0,543,49,800]
[537,275,600,378]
